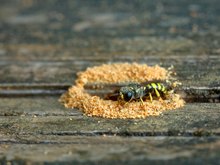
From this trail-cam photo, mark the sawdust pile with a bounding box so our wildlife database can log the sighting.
[60,63,185,119]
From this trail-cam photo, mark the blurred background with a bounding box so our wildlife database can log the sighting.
[0,0,219,85]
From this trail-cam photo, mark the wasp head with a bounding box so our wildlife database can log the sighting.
[119,86,135,102]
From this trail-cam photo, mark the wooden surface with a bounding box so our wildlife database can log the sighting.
[0,0,220,164]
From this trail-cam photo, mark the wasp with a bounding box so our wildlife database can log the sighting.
[118,82,168,103]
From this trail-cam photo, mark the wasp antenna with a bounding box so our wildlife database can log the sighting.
[168,65,174,71]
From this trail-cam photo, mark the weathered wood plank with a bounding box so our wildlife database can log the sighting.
[0,96,80,116]
[0,136,220,164]
[0,0,220,87]
[0,57,219,102]
[0,96,219,136]
[0,36,219,61]
[0,55,219,87]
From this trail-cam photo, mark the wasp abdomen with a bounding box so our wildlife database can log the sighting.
[145,83,167,101]
[146,83,166,92]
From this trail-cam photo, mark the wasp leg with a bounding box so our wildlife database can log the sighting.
[140,97,144,105]
[117,95,124,104]
[149,93,153,102]
[122,98,133,106]
[118,97,132,105]
[154,88,160,98]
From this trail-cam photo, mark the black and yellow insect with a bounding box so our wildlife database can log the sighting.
[118,82,167,103]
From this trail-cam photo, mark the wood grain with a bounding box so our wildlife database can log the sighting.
[0,55,219,86]
[0,0,220,164]
[1,136,220,164]
[0,96,219,136]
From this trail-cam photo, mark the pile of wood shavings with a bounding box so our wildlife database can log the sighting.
[60,63,185,119]
[75,63,168,87]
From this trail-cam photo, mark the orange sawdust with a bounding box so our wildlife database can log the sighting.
[75,63,168,87]
[60,63,185,119]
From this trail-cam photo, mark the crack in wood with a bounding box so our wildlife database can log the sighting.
[2,130,217,137]
[0,84,219,103]
[41,131,220,137]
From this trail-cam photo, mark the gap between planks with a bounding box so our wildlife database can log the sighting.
[0,83,219,102]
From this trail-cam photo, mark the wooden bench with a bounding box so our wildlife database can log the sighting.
[0,1,220,164]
